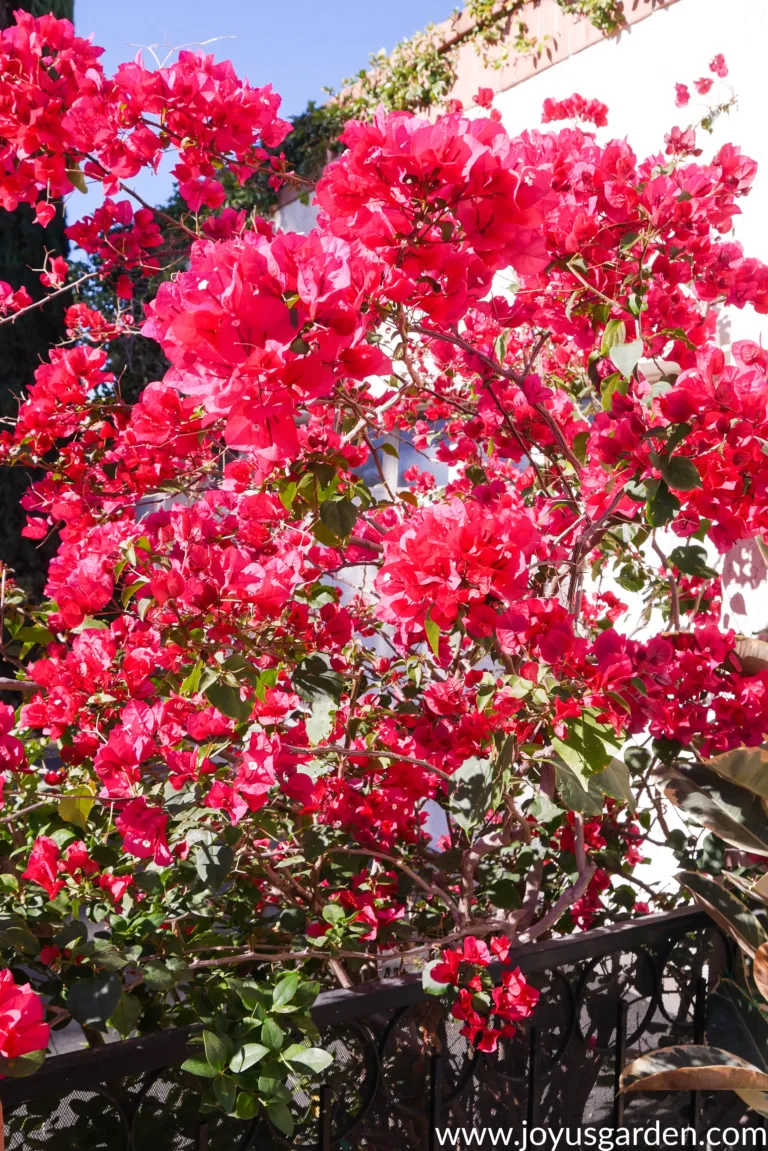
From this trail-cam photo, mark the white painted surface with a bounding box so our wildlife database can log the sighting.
[493,0,768,637]
[492,0,768,891]
[275,196,319,235]
[495,0,768,348]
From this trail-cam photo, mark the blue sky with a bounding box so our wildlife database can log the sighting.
[76,0,456,117]
[73,0,455,207]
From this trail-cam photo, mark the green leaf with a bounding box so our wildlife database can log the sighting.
[621,1045,768,1098]
[286,1046,333,1073]
[708,978,768,1074]
[616,563,645,593]
[15,626,54,645]
[67,974,122,1029]
[293,653,344,706]
[609,339,643,378]
[668,544,716,578]
[551,734,590,788]
[122,579,149,607]
[703,745,768,802]
[312,520,340,547]
[108,993,141,1038]
[654,762,768,856]
[0,1049,45,1078]
[73,616,108,632]
[645,480,680,527]
[678,871,767,958]
[180,661,203,696]
[267,1101,295,1137]
[0,920,40,955]
[143,959,189,991]
[254,666,279,702]
[529,791,563,822]
[306,693,336,745]
[258,1075,282,1098]
[58,786,95,833]
[203,1030,231,1074]
[181,1057,219,1080]
[571,430,589,464]
[555,762,603,816]
[600,372,630,413]
[593,758,636,812]
[272,972,300,1010]
[213,1076,237,1113]
[449,757,493,835]
[194,842,235,890]
[319,498,358,539]
[204,682,253,723]
[600,319,626,356]
[230,1042,270,1073]
[235,1092,260,1121]
[91,940,129,971]
[262,1017,285,1051]
[659,455,702,492]
[66,161,88,194]
[279,481,298,513]
[552,714,617,790]
[424,609,440,657]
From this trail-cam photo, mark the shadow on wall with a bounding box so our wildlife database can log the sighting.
[722,538,768,635]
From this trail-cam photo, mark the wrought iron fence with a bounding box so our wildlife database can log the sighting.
[0,907,759,1149]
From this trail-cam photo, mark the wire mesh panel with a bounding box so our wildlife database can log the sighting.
[1,910,761,1150]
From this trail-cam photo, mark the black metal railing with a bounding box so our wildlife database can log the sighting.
[0,908,757,1149]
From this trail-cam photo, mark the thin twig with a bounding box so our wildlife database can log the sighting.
[326,846,461,920]
[285,744,452,783]
[347,536,383,555]
[651,536,681,632]
[518,864,597,943]
[0,272,98,328]
[0,678,40,695]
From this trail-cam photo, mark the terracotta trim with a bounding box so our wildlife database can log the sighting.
[275,0,684,208]
[440,0,684,110]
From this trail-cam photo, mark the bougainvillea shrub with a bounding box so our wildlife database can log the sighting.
[0,16,763,1126]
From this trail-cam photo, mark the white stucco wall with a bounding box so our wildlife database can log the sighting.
[494,0,768,637]
[491,0,768,891]
[494,0,768,344]
[274,196,319,235]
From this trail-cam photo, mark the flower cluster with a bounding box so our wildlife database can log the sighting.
[0,13,289,214]
[431,935,540,1053]
[541,93,608,127]
[0,13,765,1115]
[0,971,49,1062]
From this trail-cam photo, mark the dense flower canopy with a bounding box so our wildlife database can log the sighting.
[0,8,764,1127]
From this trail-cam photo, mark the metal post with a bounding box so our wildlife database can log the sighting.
[319,1084,332,1151]
[690,976,707,1135]
[428,1052,443,1151]
[613,999,628,1129]
[527,1025,538,1128]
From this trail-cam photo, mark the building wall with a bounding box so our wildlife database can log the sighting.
[279,0,768,640]
[489,0,768,636]
[493,0,768,340]
[442,0,681,110]
[485,0,768,888]
[274,0,768,883]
